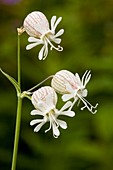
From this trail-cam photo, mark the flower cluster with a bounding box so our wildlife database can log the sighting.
[22,11,98,138]
[27,69,98,138]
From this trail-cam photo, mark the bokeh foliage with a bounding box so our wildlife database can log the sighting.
[0,0,113,170]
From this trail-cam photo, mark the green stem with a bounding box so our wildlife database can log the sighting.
[17,35,21,87]
[11,33,22,170]
[27,75,53,92]
[11,97,22,170]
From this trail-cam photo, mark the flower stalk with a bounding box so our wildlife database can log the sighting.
[17,34,21,87]
[27,75,53,92]
[11,33,22,170]
[11,96,22,170]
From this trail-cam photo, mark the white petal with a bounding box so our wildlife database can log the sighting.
[30,110,44,116]
[26,42,39,50]
[53,17,62,32]
[82,89,88,97]
[28,37,43,44]
[75,73,81,85]
[43,40,48,60]
[84,72,91,87]
[34,122,45,132]
[60,111,75,117]
[57,119,67,129]
[62,93,74,102]
[60,101,72,112]
[81,70,88,85]
[52,38,61,44]
[30,119,44,126]
[52,122,60,138]
[54,29,64,38]
[81,70,91,87]
[51,16,57,31]
[38,45,45,60]
[86,74,91,85]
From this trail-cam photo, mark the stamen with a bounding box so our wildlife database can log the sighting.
[51,113,59,127]
[77,94,98,114]
[68,97,78,111]
[45,113,59,133]
[77,99,81,107]
[45,114,52,133]
[45,36,63,51]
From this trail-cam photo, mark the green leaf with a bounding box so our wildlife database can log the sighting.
[0,68,21,94]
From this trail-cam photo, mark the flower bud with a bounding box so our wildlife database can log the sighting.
[23,11,50,38]
[51,70,77,94]
[32,86,57,109]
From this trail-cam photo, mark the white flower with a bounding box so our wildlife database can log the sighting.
[51,70,98,114]
[30,86,75,138]
[23,11,64,60]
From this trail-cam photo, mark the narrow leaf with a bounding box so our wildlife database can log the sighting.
[0,68,21,94]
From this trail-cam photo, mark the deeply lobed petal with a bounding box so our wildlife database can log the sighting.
[34,122,46,132]
[30,119,45,126]
[52,17,62,32]
[26,42,40,50]
[75,73,81,87]
[51,16,57,32]
[38,45,46,60]
[52,122,60,138]
[30,109,44,116]
[54,29,64,38]
[51,37,61,44]
[60,111,75,117]
[60,101,72,112]
[57,119,67,129]
[62,93,74,102]
[28,37,43,43]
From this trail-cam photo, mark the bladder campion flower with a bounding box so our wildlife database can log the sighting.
[23,11,64,60]
[30,86,75,138]
[51,70,98,114]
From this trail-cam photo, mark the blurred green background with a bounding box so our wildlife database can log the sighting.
[0,0,113,170]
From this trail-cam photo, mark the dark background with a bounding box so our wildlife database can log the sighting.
[0,0,113,170]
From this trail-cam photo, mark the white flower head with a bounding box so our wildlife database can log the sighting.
[51,70,98,114]
[30,86,75,138]
[23,11,64,60]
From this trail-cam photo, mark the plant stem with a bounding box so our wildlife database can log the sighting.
[11,97,22,170]
[27,75,53,92]
[11,34,22,170]
[17,35,21,87]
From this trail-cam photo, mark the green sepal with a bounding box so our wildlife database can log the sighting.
[0,68,21,94]
[21,91,32,100]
